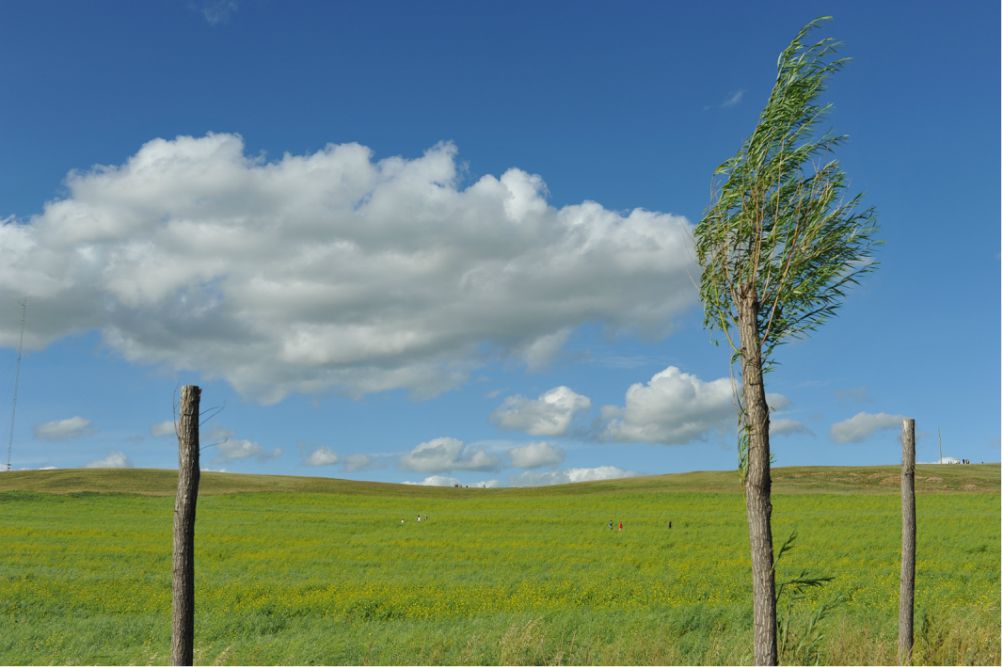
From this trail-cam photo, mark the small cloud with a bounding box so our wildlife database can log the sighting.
[589,354,654,370]
[920,456,961,465]
[35,416,93,441]
[342,453,372,472]
[508,442,564,469]
[217,438,282,462]
[492,386,591,436]
[831,411,907,444]
[835,386,871,404]
[305,447,339,466]
[404,475,461,487]
[721,90,745,108]
[85,451,131,468]
[150,420,176,437]
[512,465,636,487]
[766,394,790,411]
[770,419,812,438]
[401,437,499,474]
[196,0,238,26]
[206,426,233,443]
[797,379,830,389]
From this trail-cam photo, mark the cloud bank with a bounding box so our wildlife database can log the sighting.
[0,134,696,403]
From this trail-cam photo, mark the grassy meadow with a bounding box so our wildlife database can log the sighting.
[1,465,998,665]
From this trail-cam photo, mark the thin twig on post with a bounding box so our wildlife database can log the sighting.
[898,418,916,665]
[171,385,201,666]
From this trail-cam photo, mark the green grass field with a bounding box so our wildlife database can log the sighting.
[1,465,998,665]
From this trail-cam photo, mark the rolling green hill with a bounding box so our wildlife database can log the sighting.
[1,465,998,665]
[1,463,998,496]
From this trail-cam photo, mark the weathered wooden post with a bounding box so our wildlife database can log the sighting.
[171,385,201,666]
[898,418,916,665]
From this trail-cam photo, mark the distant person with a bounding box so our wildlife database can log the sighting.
[668,521,672,529]
[608,520,613,530]
[618,520,623,531]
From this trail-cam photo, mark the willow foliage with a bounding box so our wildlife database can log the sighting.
[695,17,878,368]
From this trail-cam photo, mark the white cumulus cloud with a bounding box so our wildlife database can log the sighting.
[512,465,636,487]
[401,437,499,474]
[492,386,591,436]
[490,384,589,436]
[85,451,131,468]
[831,411,907,444]
[508,442,565,468]
[305,447,339,466]
[601,366,738,444]
[34,416,93,441]
[0,134,696,403]
[600,367,792,444]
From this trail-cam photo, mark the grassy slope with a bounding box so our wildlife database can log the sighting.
[1,463,998,496]
[1,465,998,665]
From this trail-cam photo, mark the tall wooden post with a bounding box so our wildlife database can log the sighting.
[171,385,201,666]
[898,418,916,665]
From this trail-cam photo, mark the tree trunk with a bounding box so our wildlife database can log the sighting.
[171,385,201,666]
[898,418,916,665]
[739,295,777,666]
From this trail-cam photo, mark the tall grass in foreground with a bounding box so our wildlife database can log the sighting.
[0,469,998,665]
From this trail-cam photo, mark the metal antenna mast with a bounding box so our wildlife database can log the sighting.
[938,428,943,465]
[6,298,27,471]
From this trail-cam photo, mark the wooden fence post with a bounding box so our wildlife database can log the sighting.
[171,385,201,666]
[898,418,916,665]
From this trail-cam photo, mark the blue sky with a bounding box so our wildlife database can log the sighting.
[0,1,998,485]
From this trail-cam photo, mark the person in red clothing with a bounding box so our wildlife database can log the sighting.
[618,520,623,531]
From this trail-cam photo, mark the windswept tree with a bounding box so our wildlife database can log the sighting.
[695,18,877,665]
